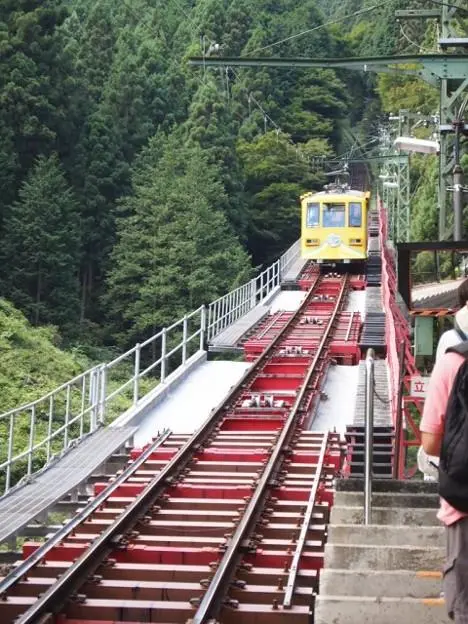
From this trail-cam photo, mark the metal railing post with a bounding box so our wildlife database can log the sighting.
[64,384,71,450]
[98,365,107,425]
[6,413,14,494]
[364,348,375,525]
[207,305,212,342]
[47,395,54,461]
[200,306,206,350]
[161,328,167,383]
[250,278,257,308]
[90,369,99,432]
[182,317,188,364]
[133,344,141,406]
[27,405,36,477]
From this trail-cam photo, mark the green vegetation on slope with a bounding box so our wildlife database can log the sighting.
[0,299,87,414]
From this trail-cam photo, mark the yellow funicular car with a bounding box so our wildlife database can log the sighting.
[300,183,370,269]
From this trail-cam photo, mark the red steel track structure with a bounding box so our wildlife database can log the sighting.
[0,273,354,624]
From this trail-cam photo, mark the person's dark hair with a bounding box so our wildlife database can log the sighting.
[458,278,468,307]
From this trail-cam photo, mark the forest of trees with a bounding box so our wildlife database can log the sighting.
[0,0,378,353]
[1,0,463,379]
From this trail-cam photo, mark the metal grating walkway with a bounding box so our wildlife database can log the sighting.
[0,426,136,543]
[352,360,391,427]
[209,305,270,351]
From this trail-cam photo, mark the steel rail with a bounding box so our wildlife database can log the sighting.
[192,275,349,623]
[282,433,329,608]
[0,429,172,597]
[14,268,324,624]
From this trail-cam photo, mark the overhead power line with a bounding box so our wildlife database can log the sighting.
[426,0,468,15]
[242,2,389,57]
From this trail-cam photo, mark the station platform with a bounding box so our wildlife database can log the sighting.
[0,426,135,543]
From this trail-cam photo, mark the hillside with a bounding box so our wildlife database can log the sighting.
[0,299,88,413]
[2,0,454,414]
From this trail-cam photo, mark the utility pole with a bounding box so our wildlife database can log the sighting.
[396,4,468,240]
[191,7,468,241]
[452,106,467,241]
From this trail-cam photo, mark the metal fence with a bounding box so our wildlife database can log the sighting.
[0,366,101,494]
[207,239,300,341]
[0,307,206,496]
[0,239,300,496]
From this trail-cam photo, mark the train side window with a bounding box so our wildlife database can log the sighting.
[306,203,320,227]
[349,202,362,227]
[323,203,345,228]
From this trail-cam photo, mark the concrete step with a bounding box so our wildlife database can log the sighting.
[324,543,444,570]
[314,595,450,624]
[334,490,438,509]
[330,505,440,526]
[319,569,442,598]
[328,524,444,547]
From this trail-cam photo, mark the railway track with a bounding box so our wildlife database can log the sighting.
[0,273,352,624]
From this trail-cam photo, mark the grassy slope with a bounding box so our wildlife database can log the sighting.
[0,299,88,413]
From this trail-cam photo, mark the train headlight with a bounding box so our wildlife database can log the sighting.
[327,234,341,248]
[306,239,320,246]
[349,238,362,246]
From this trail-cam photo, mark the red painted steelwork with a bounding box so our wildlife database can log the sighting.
[379,199,422,478]
[7,273,350,624]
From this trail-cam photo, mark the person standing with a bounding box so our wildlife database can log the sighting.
[420,345,468,622]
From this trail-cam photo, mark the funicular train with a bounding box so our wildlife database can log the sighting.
[300,173,371,270]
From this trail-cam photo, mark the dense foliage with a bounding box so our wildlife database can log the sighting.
[0,0,369,352]
[6,0,457,411]
[0,299,86,413]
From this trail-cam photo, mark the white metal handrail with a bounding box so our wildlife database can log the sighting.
[0,240,298,496]
[207,239,300,341]
[0,366,101,494]
[0,307,206,497]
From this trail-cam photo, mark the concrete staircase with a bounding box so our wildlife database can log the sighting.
[315,478,450,624]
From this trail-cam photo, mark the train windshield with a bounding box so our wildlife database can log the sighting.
[306,203,320,227]
[322,203,345,228]
[349,202,362,227]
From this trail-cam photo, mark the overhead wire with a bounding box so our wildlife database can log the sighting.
[398,23,436,54]
[170,0,390,170]
[425,0,468,15]
[242,2,389,57]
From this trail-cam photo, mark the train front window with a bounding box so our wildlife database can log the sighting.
[322,203,345,228]
[306,203,320,227]
[349,202,362,227]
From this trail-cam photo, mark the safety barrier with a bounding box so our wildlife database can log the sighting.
[379,198,422,478]
[364,348,375,525]
[0,367,100,494]
[0,241,299,496]
[206,239,300,341]
[0,306,206,496]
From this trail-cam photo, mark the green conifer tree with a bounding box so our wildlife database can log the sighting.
[105,135,251,345]
[2,155,81,332]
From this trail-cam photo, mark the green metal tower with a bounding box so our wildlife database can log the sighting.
[189,6,468,241]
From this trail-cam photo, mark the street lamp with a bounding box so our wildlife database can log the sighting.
[393,137,440,155]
